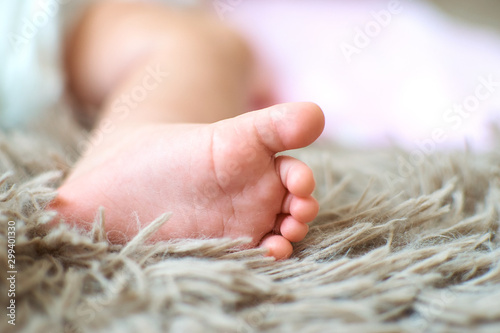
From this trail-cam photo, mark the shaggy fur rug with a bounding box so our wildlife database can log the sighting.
[1,112,500,333]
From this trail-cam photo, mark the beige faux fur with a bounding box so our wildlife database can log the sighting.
[1,112,500,333]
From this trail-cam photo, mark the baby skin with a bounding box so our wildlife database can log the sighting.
[51,1,324,260]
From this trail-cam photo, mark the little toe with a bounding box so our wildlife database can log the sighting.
[276,155,316,197]
[280,216,309,243]
[259,234,294,260]
[290,196,319,223]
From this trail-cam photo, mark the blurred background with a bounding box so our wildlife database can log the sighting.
[428,0,500,31]
[2,0,499,152]
[229,0,500,151]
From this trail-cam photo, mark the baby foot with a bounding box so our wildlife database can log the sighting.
[51,102,324,260]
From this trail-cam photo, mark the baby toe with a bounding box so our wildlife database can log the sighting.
[276,156,315,197]
[280,215,309,243]
[259,234,294,260]
[290,195,319,223]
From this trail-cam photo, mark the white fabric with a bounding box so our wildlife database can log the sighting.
[0,0,67,128]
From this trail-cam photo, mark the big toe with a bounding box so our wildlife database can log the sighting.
[243,102,325,153]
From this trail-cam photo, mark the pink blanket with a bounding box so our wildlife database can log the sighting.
[216,0,500,151]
